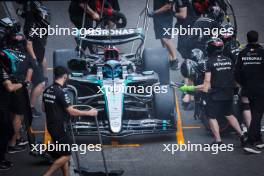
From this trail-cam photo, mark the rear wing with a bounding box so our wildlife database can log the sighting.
[78,28,145,46]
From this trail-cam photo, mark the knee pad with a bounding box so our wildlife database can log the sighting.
[241,103,250,111]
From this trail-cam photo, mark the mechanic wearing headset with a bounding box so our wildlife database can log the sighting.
[180,3,223,110]
[175,0,198,110]
[179,38,245,145]
[23,1,51,118]
[42,66,98,176]
[187,5,223,54]
[235,31,264,154]
[148,0,180,70]
[0,51,24,170]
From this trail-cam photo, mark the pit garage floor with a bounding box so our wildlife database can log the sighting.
[1,0,264,176]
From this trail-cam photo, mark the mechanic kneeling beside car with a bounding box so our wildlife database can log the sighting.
[179,38,245,146]
[42,66,98,176]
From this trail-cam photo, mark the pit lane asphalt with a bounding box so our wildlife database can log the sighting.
[1,0,264,176]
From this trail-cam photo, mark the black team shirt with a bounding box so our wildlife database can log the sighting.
[205,54,234,100]
[0,67,11,107]
[43,83,71,129]
[153,0,174,17]
[235,44,264,97]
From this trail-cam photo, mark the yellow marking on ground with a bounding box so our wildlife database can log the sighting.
[29,127,44,134]
[182,125,202,129]
[44,122,52,145]
[175,91,185,144]
[31,130,45,134]
[104,144,141,148]
[111,139,119,146]
[92,159,141,162]
[104,139,140,148]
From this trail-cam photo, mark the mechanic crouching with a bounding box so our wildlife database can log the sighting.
[179,38,245,146]
[42,66,98,176]
[235,31,264,154]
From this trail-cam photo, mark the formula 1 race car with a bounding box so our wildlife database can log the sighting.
[53,28,176,137]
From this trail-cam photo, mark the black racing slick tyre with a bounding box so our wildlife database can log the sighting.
[154,85,176,128]
[53,49,78,69]
[143,48,170,85]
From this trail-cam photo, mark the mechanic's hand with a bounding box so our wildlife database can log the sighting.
[22,81,31,89]
[92,12,100,21]
[147,10,155,18]
[87,108,98,117]
[179,85,195,92]
[31,59,40,69]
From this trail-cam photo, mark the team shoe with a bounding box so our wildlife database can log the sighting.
[31,107,42,117]
[243,144,262,154]
[255,140,264,149]
[170,59,180,70]
[16,138,29,146]
[0,160,13,170]
[240,134,247,147]
[182,101,195,111]
[7,145,26,154]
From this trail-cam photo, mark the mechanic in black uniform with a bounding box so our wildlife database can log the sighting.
[148,0,180,70]
[0,19,33,150]
[175,0,198,109]
[219,24,252,131]
[95,0,122,28]
[219,24,239,65]
[42,66,98,176]
[179,38,244,145]
[0,50,24,170]
[69,0,100,53]
[23,1,50,118]
[6,34,32,153]
[235,31,264,154]
[181,4,223,109]
[175,0,198,60]
[187,5,224,54]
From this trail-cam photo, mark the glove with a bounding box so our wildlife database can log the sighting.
[147,10,155,18]
[18,80,30,89]
[22,81,31,88]
[31,59,40,69]
[179,85,195,92]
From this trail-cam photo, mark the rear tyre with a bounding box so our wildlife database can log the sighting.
[143,48,170,85]
[53,49,78,68]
